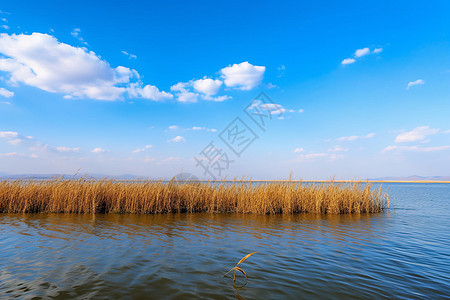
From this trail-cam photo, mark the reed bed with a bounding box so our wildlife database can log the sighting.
[0,178,388,214]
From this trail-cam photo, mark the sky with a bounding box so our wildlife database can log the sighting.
[0,0,449,180]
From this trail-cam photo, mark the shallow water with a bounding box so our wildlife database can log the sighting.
[0,183,449,299]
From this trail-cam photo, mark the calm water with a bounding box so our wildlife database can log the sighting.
[0,183,449,299]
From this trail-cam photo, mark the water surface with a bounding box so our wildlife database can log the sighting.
[1,183,449,299]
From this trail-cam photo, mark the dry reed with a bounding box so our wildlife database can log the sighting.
[0,178,388,214]
[224,252,257,282]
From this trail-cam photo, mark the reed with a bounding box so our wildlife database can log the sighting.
[0,178,388,214]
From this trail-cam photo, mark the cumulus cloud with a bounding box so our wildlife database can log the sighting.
[406,79,424,90]
[127,83,173,101]
[132,145,153,153]
[248,100,303,119]
[395,126,438,143]
[0,32,265,104]
[294,148,304,153]
[168,125,179,130]
[341,58,356,65]
[168,136,186,143]
[192,78,222,95]
[0,87,14,98]
[0,33,135,100]
[177,91,198,103]
[171,77,230,103]
[342,47,383,65]
[91,147,106,153]
[170,82,198,103]
[354,47,370,57]
[220,62,265,90]
[337,133,375,142]
[373,48,383,54]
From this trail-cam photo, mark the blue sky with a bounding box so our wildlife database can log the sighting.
[0,0,449,179]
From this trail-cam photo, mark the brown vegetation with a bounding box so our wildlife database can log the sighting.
[0,178,388,214]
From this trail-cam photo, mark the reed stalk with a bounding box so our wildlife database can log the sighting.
[0,178,388,214]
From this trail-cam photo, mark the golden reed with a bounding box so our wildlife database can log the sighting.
[0,178,388,214]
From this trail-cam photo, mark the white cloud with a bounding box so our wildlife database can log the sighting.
[0,33,137,100]
[260,103,283,111]
[383,145,450,152]
[342,47,384,65]
[168,136,186,143]
[127,83,173,101]
[202,95,230,102]
[176,91,198,103]
[1,25,9,30]
[337,133,375,142]
[341,58,356,65]
[169,125,216,132]
[170,82,198,103]
[294,148,304,153]
[170,82,189,93]
[395,126,439,143]
[373,48,383,54]
[0,131,18,139]
[0,87,14,98]
[295,153,329,162]
[55,146,80,152]
[132,145,153,153]
[121,50,137,59]
[328,145,349,152]
[406,79,424,90]
[192,78,222,95]
[91,147,106,153]
[190,126,217,132]
[298,109,304,113]
[70,28,87,45]
[355,47,370,57]
[220,61,265,90]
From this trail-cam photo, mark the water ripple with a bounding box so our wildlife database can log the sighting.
[0,183,449,299]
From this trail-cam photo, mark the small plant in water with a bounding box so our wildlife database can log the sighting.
[224,252,257,283]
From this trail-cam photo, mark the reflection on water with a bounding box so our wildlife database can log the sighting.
[0,183,449,299]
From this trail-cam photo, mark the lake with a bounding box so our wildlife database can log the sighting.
[0,183,449,299]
